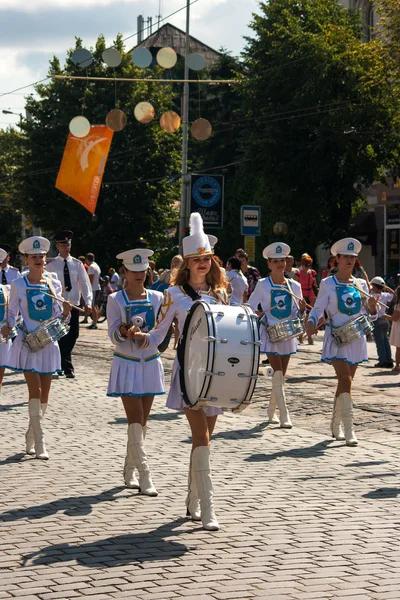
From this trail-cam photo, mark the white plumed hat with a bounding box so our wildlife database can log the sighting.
[182,213,212,258]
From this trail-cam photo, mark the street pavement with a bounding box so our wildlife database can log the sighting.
[1,324,399,600]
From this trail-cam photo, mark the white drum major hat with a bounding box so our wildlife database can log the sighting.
[330,237,361,257]
[116,248,154,271]
[207,234,218,251]
[0,248,8,263]
[183,213,212,258]
[18,236,50,255]
[262,242,291,260]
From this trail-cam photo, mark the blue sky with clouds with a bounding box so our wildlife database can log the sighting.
[0,0,261,128]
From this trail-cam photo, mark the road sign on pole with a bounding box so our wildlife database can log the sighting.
[241,205,261,236]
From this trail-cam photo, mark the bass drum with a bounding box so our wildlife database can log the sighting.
[179,301,260,412]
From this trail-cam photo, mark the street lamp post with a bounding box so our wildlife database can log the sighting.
[2,110,23,127]
[178,0,191,251]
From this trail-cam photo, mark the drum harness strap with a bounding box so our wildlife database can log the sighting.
[329,277,364,332]
[19,273,65,336]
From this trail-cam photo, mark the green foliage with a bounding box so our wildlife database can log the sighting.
[11,34,182,267]
[0,128,26,247]
[235,0,400,257]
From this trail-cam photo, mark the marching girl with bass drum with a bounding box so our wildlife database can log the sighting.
[249,243,306,429]
[306,238,377,446]
[1,237,72,460]
[133,213,227,531]
[106,248,165,497]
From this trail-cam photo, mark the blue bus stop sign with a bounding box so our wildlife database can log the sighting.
[241,206,261,236]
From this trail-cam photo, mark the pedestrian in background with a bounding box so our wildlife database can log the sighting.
[321,255,336,280]
[295,253,318,344]
[86,253,101,330]
[108,268,120,291]
[388,286,400,372]
[370,276,394,369]
[226,256,248,304]
[284,255,297,279]
[238,252,261,298]
[159,255,183,285]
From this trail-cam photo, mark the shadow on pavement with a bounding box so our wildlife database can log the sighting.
[211,421,270,441]
[0,486,127,522]
[356,472,400,480]
[370,382,400,388]
[0,400,27,411]
[21,518,191,567]
[109,412,182,426]
[362,487,400,499]
[245,440,335,462]
[346,461,389,467]
[287,375,337,382]
[0,453,26,465]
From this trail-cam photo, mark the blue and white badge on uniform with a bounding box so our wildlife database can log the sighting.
[26,288,53,322]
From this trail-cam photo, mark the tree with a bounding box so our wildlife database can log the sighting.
[236,0,400,257]
[11,35,182,267]
[0,128,26,249]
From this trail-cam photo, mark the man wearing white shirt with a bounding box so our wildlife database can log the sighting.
[0,244,21,284]
[86,252,101,330]
[226,256,249,304]
[46,231,92,378]
[109,268,120,291]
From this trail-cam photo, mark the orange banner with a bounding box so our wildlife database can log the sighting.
[55,126,113,215]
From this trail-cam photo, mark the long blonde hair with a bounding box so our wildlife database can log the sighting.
[171,256,227,295]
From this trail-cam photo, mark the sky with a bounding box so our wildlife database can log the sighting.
[0,0,261,129]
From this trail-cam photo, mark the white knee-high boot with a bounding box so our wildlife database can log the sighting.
[128,423,157,496]
[124,424,147,488]
[28,398,49,460]
[26,402,47,455]
[267,380,280,424]
[272,371,292,428]
[331,396,345,441]
[339,392,358,446]
[192,446,219,531]
[185,450,201,521]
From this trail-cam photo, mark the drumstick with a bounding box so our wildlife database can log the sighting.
[258,304,278,318]
[349,285,389,309]
[42,291,86,314]
[285,288,313,310]
[316,310,340,329]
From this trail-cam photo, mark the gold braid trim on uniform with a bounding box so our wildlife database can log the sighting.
[155,291,174,328]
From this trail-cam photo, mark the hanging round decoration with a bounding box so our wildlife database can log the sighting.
[102,48,122,68]
[160,111,181,133]
[106,109,127,132]
[71,48,93,68]
[186,53,206,71]
[132,47,153,68]
[69,116,91,137]
[157,47,177,69]
[134,102,155,124]
[191,118,212,141]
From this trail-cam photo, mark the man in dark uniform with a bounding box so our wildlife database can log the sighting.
[0,244,21,283]
[46,231,92,378]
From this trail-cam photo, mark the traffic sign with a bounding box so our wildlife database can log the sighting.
[241,205,261,236]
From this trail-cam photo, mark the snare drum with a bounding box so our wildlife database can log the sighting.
[0,320,17,343]
[265,317,304,343]
[332,314,373,347]
[23,317,70,353]
[179,301,260,411]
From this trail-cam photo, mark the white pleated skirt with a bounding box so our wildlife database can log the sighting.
[321,327,368,365]
[6,328,61,375]
[107,353,165,397]
[260,326,298,357]
[0,339,11,368]
[166,357,223,416]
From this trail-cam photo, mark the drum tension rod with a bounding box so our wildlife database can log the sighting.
[204,370,225,376]
[238,373,258,378]
[240,340,262,346]
[206,336,216,342]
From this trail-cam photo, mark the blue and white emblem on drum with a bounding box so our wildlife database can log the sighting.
[270,289,292,320]
[125,305,155,333]
[336,286,361,316]
[26,288,53,322]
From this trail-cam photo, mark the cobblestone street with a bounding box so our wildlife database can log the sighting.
[1,325,399,600]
